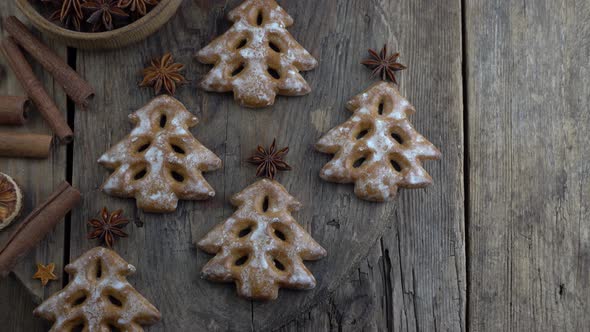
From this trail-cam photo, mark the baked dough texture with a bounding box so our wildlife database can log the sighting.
[198,179,327,300]
[98,95,222,213]
[197,0,318,108]
[34,247,161,332]
[316,82,441,202]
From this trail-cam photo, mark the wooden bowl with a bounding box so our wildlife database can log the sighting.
[15,0,183,50]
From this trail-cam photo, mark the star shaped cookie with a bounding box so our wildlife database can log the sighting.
[33,263,58,286]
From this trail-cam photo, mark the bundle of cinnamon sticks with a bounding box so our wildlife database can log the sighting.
[0,17,86,277]
[0,16,95,158]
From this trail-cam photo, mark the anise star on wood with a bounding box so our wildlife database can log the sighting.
[140,52,188,96]
[82,0,129,31]
[361,44,407,84]
[118,0,159,16]
[33,263,58,286]
[87,207,129,248]
[247,139,292,180]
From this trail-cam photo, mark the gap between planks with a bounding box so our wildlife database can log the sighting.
[461,0,471,331]
[62,46,77,288]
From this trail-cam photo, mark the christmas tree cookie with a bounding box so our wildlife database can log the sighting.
[197,0,318,108]
[316,81,441,202]
[34,247,161,331]
[98,95,222,213]
[198,140,326,300]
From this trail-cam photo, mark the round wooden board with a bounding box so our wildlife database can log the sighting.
[6,0,449,330]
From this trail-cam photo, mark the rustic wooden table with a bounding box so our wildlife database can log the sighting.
[1,0,588,331]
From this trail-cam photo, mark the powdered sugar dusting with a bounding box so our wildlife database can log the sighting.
[316,82,441,202]
[33,247,161,331]
[196,0,317,108]
[198,179,326,300]
[98,95,222,213]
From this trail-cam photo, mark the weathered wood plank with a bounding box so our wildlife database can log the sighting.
[275,0,465,330]
[467,0,590,331]
[0,2,68,304]
[0,274,48,330]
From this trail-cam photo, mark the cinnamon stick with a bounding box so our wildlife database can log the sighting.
[0,132,52,159]
[0,37,73,143]
[3,16,95,109]
[0,181,81,277]
[0,96,30,125]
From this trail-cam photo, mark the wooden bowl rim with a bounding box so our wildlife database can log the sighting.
[15,0,178,41]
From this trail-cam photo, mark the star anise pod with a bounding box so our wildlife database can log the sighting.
[247,139,292,180]
[47,0,83,31]
[82,0,129,31]
[361,44,407,84]
[140,52,188,95]
[118,0,159,16]
[87,207,129,248]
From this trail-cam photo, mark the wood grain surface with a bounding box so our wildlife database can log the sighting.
[3,0,586,331]
[466,0,590,331]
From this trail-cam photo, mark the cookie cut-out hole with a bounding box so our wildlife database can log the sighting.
[391,132,404,144]
[262,196,270,212]
[274,229,286,241]
[353,157,367,168]
[71,293,87,306]
[256,10,264,25]
[235,220,256,239]
[271,223,290,242]
[273,258,286,271]
[137,142,150,153]
[159,114,167,128]
[108,324,122,332]
[71,323,85,332]
[238,226,252,238]
[378,101,385,115]
[356,129,369,139]
[108,295,123,307]
[134,168,148,180]
[235,254,249,266]
[267,67,281,79]
[236,39,248,49]
[170,170,185,183]
[231,64,245,77]
[269,41,282,53]
[391,160,403,172]
[171,144,185,154]
[95,260,102,279]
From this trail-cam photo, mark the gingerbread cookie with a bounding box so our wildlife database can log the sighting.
[0,172,23,230]
[98,95,222,213]
[198,179,327,301]
[34,247,161,331]
[316,82,441,202]
[197,0,318,108]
